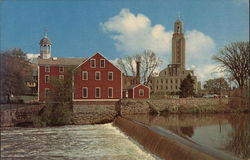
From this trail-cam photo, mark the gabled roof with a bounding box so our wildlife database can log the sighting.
[38,57,85,66]
[127,84,150,90]
[74,52,122,72]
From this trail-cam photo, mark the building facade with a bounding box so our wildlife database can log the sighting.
[148,19,199,94]
[73,53,122,102]
[37,34,150,102]
[38,35,84,102]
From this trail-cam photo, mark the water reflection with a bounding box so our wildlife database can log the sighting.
[124,113,250,159]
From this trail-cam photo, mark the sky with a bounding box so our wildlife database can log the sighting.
[0,0,249,83]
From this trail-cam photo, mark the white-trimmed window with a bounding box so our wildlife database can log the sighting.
[82,71,88,80]
[100,59,105,68]
[59,75,64,80]
[45,75,50,83]
[108,87,113,98]
[59,66,64,73]
[82,87,88,98]
[108,72,113,81]
[95,87,101,98]
[90,59,96,68]
[95,71,101,80]
[45,66,50,73]
[139,89,144,96]
[45,88,50,98]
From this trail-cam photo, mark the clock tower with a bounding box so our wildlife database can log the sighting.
[172,19,185,69]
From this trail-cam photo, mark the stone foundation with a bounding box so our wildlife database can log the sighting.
[72,104,118,125]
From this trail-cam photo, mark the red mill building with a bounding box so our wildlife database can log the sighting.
[38,34,150,103]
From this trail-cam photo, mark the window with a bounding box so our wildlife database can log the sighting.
[139,89,144,96]
[82,71,88,80]
[45,66,50,73]
[176,86,178,89]
[45,75,49,83]
[90,59,96,68]
[176,79,178,83]
[95,87,101,98]
[166,79,168,83]
[82,87,88,98]
[166,86,168,89]
[59,66,64,73]
[108,72,113,81]
[171,79,173,83]
[45,88,50,98]
[95,71,101,80]
[161,86,163,89]
[161,79,163,83]
[108,87,113,98]
[59,75,64,80]
[100,59,105,68]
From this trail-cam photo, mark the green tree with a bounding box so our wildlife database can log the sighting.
[203,77,229,94]
[116,50,162,85]
[0,49,32,103]
[179,74,195,98]
[213,42,249,87]
[36,66,75,126]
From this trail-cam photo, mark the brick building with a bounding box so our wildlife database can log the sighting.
[73,53,122,103]
[37,34,149,102]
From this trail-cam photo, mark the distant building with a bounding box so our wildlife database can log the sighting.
[148,19,199,94]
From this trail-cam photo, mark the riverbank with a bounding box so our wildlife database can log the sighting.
[1,98,248,127]
[119,98,248,115]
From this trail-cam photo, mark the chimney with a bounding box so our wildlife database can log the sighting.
[136,61,141,84]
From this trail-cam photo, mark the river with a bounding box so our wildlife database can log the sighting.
[124,113,250,159]
[1,124,158,160]
[1,113,249,159]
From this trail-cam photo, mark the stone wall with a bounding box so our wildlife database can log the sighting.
[72,104,118,125]
[120,98,236,116]
[1,104,44,127]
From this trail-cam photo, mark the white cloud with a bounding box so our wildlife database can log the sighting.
[101,8,172,55]
[191,64,226,83]
[26,53,39,63]
[102,8,218,82]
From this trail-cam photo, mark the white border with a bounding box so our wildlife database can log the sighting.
[95,71,101,80]
[90,58,96,68]
[95,87,101,98]
[82,87,88,98]
[108,71,113,81]
[108,87,113,98]
[82,71,88,80]
[100,59,105,68]
[45,65,50,73]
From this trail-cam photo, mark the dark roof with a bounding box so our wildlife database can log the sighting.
[38,57,86,66]
[40,36,51,45]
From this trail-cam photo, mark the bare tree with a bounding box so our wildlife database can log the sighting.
[116,50,162,85]
[213,42,249,87]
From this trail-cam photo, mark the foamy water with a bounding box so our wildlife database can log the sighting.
[1,124,157,160]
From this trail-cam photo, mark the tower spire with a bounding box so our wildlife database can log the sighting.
[177,11,181,20]
[44,28,48,38]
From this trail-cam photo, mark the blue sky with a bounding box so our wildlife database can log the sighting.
[1,0,249,82]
